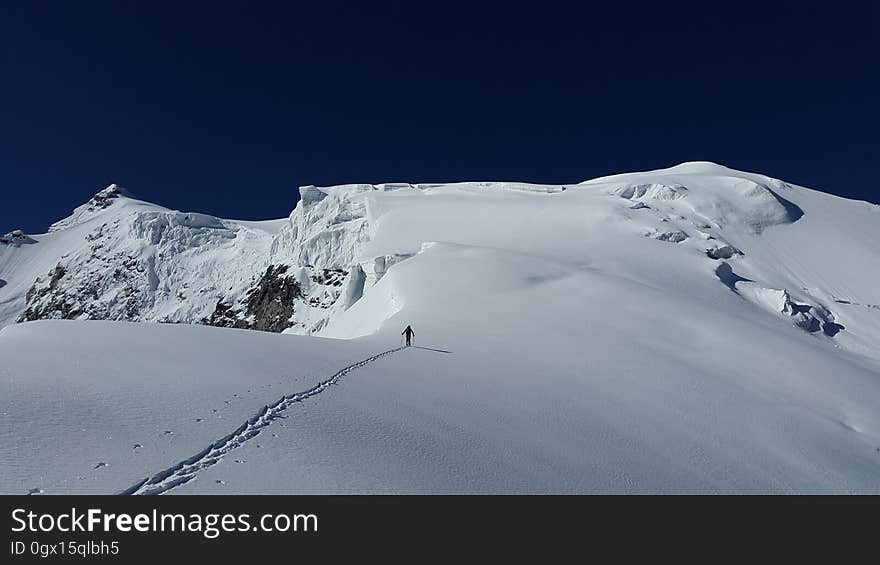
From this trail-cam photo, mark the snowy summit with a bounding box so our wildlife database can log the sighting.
[1,162,880,494]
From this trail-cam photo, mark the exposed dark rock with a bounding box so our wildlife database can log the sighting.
[49,264,66,290]
[244,265,302,332]
[0,230,37,245]
[203,300,250,330]
[18,295,83,322]
[204,264,303,333]
[311,268,347,287]
[18,255,147,324]
[87,185,124,211]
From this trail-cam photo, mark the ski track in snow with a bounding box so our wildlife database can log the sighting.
[120,346,406,495]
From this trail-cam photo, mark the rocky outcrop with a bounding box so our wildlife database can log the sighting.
[18,255,146,323]
[47,185,129,233]
[203,265,355,333]
[205,265,301,332]
[90,185,123,208]
[0,230,36,245]
[19,264,84,321]
[241,265,302,332]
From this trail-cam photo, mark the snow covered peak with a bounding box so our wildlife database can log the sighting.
[582,161,796,194]
[85,183,134,208]
[98,182,124,195]
[662,160,737,173]
[46,183,153,233]
[578,163,802,234]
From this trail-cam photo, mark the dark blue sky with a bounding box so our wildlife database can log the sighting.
[2,2,878,233]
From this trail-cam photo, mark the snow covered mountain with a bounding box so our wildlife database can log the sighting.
[3,163,876,353]
[2,162,880,494]
[0,184,345,334]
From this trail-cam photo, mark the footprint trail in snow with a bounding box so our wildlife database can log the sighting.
[121,346,406,495]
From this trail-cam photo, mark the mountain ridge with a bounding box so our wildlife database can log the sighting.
[2,162,878,359]
[3,162,880,494]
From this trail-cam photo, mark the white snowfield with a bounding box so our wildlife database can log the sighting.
[1,161,879,494]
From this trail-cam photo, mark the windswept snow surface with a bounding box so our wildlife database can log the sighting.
[1,162,880,493]
[0,321,376,495]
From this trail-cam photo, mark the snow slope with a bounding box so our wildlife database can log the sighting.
[0,320,376,495]
[1,162,879,493]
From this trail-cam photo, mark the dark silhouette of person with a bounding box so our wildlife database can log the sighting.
[402,325,415,347]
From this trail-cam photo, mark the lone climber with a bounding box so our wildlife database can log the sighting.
[402,325,415,347]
